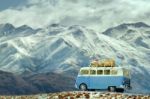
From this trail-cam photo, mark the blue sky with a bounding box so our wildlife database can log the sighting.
[0,0,27,11]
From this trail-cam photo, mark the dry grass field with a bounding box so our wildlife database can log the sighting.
[0,91,149,99]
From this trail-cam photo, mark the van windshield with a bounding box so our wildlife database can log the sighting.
[111,70,118,75]
[123,69,130,78]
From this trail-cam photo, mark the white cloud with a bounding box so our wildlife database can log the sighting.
[0,0,150,32]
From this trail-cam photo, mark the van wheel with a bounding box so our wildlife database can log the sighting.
[108,86,116,92]
[116,88,124,93]
[79,84,87,91]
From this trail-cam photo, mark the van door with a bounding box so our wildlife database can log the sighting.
[78,69,90,88]
[90,69,107,89]
[89,69,97,89]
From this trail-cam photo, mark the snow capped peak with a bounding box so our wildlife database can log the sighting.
[0,23,15,29]
[0,23,15,36]
[16,25,33,31]
[103,22,150,35]
[0,22,150,93]
[44,23,67,35]
[0,23,40,37]
[133,22,150,28]
[68,25,86,30]
[117,22,150,29]
[102,22,150,43]
[49,23,60,27]
[47,23,65,29]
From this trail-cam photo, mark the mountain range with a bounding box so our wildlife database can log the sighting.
[0,22,150,94]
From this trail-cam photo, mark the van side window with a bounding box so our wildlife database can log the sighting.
[111,70,118,75]
[80,70,89,75]
[104,70,110,75]
[97,70,103,75]
[90,70,96,75]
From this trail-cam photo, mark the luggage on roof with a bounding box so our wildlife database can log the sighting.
[90,59,115,67]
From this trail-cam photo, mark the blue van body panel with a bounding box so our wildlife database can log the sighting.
[76,75,129,89]
[89,76,124,89]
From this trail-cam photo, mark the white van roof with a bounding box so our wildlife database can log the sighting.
[80,66,129,70]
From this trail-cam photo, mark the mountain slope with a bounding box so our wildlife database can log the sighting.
[102,22,150,49]
[0,70,75,95]
[0,22,150,94]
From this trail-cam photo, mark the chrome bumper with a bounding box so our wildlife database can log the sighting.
[118,84,132,89]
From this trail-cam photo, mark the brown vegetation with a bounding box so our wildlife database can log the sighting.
[0,91,149,99]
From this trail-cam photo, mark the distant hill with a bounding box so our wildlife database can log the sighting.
[0,70,75,95]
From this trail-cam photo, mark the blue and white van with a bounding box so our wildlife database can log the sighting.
[75,67,131,92]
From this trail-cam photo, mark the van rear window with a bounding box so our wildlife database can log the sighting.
[80,70,89,75]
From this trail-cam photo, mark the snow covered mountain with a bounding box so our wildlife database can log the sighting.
[102,22,150,93]
[0,22,150,94]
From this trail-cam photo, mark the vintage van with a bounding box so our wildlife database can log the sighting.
[75,67,131,92]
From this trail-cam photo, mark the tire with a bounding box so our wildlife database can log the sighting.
[90,89,95,91]
[108,86,116,92]
[79,83,87,91]
[116,88,124,93]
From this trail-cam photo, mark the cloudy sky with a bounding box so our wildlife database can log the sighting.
[0,0,150,32]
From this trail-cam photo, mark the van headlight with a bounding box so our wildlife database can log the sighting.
[119,85,125,88]
[122,80,125,85]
